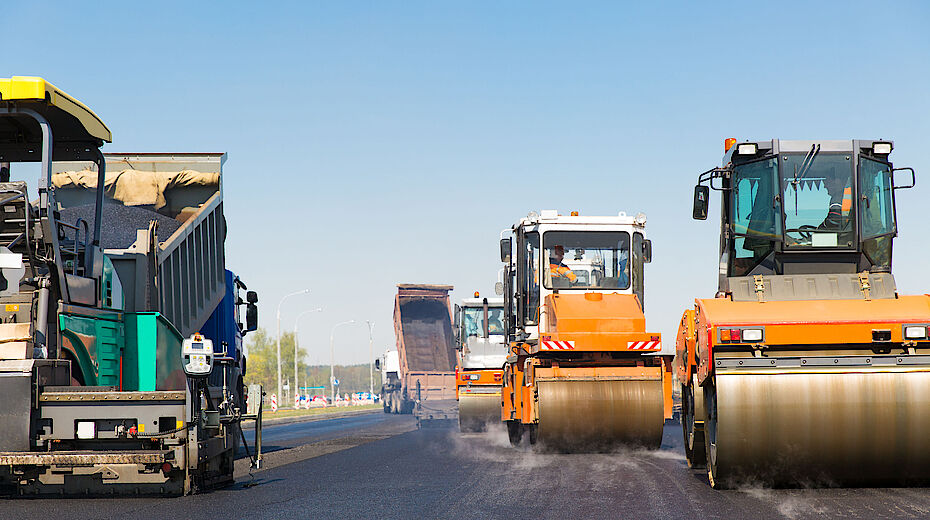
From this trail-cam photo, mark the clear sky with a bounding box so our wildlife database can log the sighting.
[4,2,930,364]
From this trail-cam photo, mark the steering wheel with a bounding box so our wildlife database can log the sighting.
[786,225,817,244]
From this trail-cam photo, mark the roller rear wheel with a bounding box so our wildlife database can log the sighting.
[507,421,524,446]
[682,377,706,468]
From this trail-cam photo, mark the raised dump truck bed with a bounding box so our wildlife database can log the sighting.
[389,284,457,424]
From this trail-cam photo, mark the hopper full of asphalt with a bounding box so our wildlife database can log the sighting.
[59,203,182,250]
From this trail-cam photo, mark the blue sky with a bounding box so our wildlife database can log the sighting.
[4,2,930,364]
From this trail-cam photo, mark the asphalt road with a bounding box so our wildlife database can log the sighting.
[7,415,930,519]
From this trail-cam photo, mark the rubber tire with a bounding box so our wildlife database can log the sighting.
[682,382,707,469]
[703,380,727,489]
[507,421,524,446]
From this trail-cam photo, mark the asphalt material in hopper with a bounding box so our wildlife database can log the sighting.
[59,203,181,250]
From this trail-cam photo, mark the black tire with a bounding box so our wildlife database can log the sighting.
[507,421,524,446]
[703,380,727,489]
[682,382,706,468]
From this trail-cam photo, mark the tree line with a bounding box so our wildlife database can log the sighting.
[243,328,382,396]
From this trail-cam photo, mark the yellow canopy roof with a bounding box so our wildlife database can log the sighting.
[0,76,111,142]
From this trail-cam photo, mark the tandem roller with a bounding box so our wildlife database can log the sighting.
[498,210,673,452]
[678,138,929,488]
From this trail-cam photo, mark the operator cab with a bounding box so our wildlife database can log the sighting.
[501,210,652,341]
[693,140,914,294]
[456,296,507,369]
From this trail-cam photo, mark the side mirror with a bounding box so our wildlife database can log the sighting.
[246,290,258,304]
[643,239,653,263]
[374,359,381,371]
[500,238,512,263]
[246,303,258,332]
[692,185,710,220]
[453,304,461,329]
[892,167,916,189]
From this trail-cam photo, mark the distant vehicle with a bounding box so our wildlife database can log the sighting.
[454,293,507,432]
[376,284,457,427]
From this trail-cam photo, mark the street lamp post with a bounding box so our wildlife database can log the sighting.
[294,307,323,408]
[276,289,310,408]
[330,320,355,403]
[366,320,374,396]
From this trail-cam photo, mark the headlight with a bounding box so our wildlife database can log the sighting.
[76,421,96,439]
[741,328,764,342]
[904,325,927,340]
[736,143,758,155]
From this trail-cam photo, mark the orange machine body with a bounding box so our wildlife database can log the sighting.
[690,294,930,385]
[456,367,503,398]
[502,293,673,425]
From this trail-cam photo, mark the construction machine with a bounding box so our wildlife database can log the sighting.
[500,210,672,450]
[677,138,928,488]
[454,292,507,432]
[0,77,262,495]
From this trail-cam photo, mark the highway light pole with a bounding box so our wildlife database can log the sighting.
[294,307,323,408]
[366,320,374,396]
[330,320,355,404]
[276,288,310,408]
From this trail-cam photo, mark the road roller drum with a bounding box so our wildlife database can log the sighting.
[536,380,664,451]
[458,393,500,432]
[705,358,930,488]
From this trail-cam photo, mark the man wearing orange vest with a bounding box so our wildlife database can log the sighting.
[549,245,578,284]
[820,173,853,230]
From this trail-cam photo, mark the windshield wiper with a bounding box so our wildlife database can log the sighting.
[790,144,821,215]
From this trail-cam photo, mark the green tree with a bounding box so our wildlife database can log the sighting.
[243,328,309,397]
[244,328,383,399]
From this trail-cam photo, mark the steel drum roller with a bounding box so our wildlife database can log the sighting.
[710,367,930,486]
[537,380,664,451]
[458,394,500,432]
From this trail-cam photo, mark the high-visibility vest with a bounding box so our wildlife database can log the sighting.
[841,186,852,215]
[549,263,577,282]
[826,186,852,224]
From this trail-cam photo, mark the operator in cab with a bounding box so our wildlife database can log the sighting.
[548,245,577,285]
[819,169,853,230]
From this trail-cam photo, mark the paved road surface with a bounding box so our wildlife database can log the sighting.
[7,415,930,519]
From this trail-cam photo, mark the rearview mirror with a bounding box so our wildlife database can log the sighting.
[246,290,258,304]
[494,281,504,296]
[246,303,258,332]
[693,185,709,220]
[643,239,653,263]
[374,359,381,371]
[453,304,461,329]
[500,238,512,263]
[892,167,916,189]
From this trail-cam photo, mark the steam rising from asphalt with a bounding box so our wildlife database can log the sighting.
[737,486,829,519]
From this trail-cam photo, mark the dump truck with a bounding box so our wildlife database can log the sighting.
[0,77,262,495]
[677,138,928,488]
[454,293,507,432]
[500,210,672,450]
[386,284,457,426]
